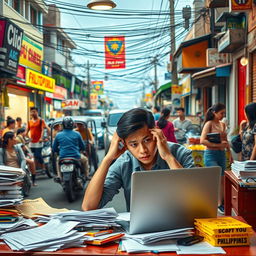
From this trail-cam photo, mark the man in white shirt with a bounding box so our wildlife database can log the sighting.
[173,107,192,144]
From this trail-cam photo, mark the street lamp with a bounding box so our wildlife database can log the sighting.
[87,0,116,10]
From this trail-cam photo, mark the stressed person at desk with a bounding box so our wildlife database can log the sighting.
[82,108,194,211]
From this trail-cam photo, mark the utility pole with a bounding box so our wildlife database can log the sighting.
[169,0,178,86]
[151,56,158,92]
[85,60,96,110]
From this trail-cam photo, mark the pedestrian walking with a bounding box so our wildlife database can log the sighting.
[239,102,256,161]
[200,103,232,215]
[152,106,161,121]
[26,107,48,171]
[173,107,192,144]
[156,108,177,143]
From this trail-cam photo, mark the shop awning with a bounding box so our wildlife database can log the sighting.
[154,82,172,99]
[192,63,232,80]
[174,34,212,73]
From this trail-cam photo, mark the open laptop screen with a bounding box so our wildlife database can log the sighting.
[129,167,221,234]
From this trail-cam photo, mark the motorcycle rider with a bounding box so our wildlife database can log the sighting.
[52,116,89,179]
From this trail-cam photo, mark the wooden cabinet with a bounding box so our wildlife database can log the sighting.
[224,171,256,230]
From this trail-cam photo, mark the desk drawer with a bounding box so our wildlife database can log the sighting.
[231,184,239,213]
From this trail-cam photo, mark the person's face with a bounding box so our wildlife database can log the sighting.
[214,109,226,121]
[17,120,22,126]
[8,136,16,147]
[10,122,15,129]
[124,125,157,167]
[176,110,184,117]
[77,123,85,131]
[30,109,38,118]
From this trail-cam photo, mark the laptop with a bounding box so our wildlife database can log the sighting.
[124,166,221,235]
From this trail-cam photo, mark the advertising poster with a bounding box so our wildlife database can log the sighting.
[230,0,252,11]
[104,36,126,69]
[0,18,23,75]
[91,81,104,95]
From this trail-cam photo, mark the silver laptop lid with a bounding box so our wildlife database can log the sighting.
[129,166,221,234]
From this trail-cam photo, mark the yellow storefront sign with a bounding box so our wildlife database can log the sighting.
[19,34,43,72]
[26,69,55,93]
[180,75,191,96]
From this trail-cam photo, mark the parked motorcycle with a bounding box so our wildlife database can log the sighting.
[58,158,86,202]
[41,140,54,178]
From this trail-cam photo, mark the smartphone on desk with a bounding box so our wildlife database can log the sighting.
[177,235,204,246]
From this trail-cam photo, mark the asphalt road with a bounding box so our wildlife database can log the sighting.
[27,149,126,213]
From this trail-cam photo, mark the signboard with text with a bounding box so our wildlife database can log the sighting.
[19,34,43,72]
[206,48,231,67]
[229,0,252,11]
[105,36,126,69]
[0,18,23,75]
[26,69,55,93]
[91,81,104,95]
[62,99,80,110]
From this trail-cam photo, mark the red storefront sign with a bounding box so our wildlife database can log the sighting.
[53,85,67,100]
[16,65,26,84]
[104,36,126,69]
[230,0,252,11]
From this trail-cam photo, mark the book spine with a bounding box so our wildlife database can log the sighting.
[195,222,252,234]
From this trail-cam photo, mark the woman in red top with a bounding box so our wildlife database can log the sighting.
[156,108,177,143]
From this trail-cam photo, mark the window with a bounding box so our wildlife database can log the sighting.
[30,5,37,26]
[57,37,65,54]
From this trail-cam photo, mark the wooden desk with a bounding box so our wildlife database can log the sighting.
[1,217,256,255]
[224,171,256,230]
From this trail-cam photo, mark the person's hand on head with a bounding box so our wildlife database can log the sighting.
[106,132,126,161]
[150,128,171,161]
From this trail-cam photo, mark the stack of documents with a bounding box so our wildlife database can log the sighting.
[124,228,194,245]
[1,218,85,251]
[0,208,20,223]
[231,160,256,180]
[0,217,37,234]
[0,165,25,207]
[52,207,120,230]
[84,231,124,245]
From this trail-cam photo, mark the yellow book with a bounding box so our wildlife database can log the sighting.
[197,230,251,247]
[195,217,252,235]
[195,223,253,237]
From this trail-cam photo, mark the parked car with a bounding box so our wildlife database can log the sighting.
[82,109,105,117]
[90,116,105,149]
[102,109,127,155]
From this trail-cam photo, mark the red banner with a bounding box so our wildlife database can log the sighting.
[105,36,126,69]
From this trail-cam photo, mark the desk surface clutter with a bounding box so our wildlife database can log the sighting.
[1,165,256,255]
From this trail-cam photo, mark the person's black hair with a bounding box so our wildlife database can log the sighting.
[16,117,22,122]
[7,118,15,127]
[116,108,155,139]
[30,107,38,112]
[158,108,171,129]
[176,107,185,112]
[245,102,256,129]
[154,106,160,112]
[6,116,13,120]
[203,103,226,127]
[2,131,15,149]
[17,127,26,135]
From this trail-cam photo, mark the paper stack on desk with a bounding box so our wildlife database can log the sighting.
[52,207,120,230]
[0,165,25,207]
[231,160,256,180]
[1,218,85,251]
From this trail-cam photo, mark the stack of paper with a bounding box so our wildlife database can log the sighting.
[52,207,120,230]
[231,160,256,179]
[0,165,25,207]
[1,218,85,251]
[124,228,194,245]
[0,208,20,223]
[0,217,37,234]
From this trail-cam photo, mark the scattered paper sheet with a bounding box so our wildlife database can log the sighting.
[15,198,69,218]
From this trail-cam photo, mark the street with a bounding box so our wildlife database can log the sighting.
[27,149,126,213]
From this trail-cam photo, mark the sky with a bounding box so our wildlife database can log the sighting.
[45,0,194,109]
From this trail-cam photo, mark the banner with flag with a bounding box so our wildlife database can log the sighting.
[105,36,126,69]
[91,81,104,95]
